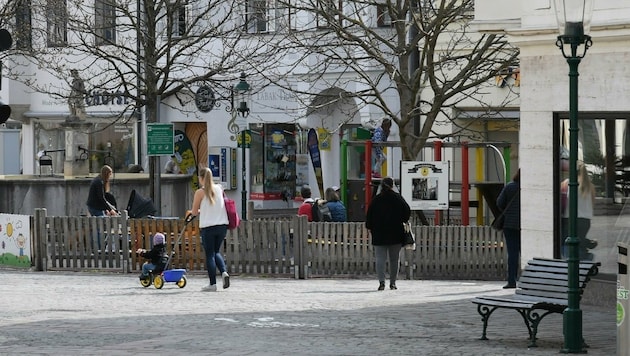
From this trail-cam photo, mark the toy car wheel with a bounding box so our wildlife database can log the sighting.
[176,275,187,288]
[140,276,152,288]
[154,275,165,289]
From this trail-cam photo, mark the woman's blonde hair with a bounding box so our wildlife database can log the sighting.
[577,163,595,199]
[198,167,216,204]
[100,165,112,178]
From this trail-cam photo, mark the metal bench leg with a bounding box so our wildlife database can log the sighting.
[515,309,534,342]
[476,304,499,340]
[526,309,555,348]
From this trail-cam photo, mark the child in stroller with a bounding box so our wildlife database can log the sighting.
[137,233,168,280]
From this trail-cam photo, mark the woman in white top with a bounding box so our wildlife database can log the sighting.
[561,163,597,260]
[191,167,230,291]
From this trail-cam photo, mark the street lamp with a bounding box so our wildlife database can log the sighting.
[228,72,251,220]
[553,0,593,353]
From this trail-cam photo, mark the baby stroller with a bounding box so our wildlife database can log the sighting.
[139,214,196,289]
[127,189,157,218]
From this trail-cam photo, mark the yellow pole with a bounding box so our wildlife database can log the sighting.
[476,147,484,226]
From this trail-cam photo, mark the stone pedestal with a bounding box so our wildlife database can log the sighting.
[60,119,92,177]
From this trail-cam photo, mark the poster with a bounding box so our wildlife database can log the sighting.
[317,128,331,151]
[400,161,450,210]
[307,128,324,197]
[174,129,198,191]
[0,213,31,268]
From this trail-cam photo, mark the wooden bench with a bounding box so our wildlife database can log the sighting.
[471,258,600,347]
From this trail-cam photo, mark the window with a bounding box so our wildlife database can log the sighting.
[277,0,297,31]
[555,115,630,276]
[376,4,392,28]
[46,0,67,47]
[15,0,32,49]
[95,0,116,45]
[316,0,341,29]
[169,4,187,38]
[246,0,269,33]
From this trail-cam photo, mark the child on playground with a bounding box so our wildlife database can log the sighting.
[137,233,168,280]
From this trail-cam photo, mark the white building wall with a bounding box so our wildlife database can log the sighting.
[476,0,630,270]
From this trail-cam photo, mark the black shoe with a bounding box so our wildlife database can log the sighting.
[503,284,516,289]
[390,284,397,290]
[222,272,230,289]
[139,274,149,280]
[378,282,385,291]
[586,239,598,249]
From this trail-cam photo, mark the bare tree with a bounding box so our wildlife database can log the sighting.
[254,0,519,160]
[3,0,285,201]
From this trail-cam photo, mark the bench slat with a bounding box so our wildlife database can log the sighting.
[531,257,600,270]
[472,294,567,309]
[518,276,588,290]
[516,289,569,300]
[524,265,595,276]
[471,297,535,309]
[529,258,600,274]
[518,282,571,294]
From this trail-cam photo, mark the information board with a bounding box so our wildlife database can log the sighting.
[147,123,174,155]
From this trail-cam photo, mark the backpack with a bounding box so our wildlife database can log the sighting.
[311,199,332,222]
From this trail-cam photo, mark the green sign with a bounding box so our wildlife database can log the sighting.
[147,123,174,155]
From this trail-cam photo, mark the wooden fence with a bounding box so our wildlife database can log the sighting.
[31,208,506,280]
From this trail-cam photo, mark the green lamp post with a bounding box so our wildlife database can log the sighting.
[232,72,251,220]
[553,0,593,353]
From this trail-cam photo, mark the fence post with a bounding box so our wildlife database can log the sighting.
[33,208,47,272]
[121,211,129,273]
[293,215,308,279]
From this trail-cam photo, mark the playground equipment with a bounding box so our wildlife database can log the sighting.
[340,139,512,225]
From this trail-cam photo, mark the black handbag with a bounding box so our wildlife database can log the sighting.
[402,222,415,246]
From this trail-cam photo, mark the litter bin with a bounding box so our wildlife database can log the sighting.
[618,242,630,356]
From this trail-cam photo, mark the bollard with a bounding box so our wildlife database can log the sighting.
[618,242,630,356]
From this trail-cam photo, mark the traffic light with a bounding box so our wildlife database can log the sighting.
[0,29,11,124]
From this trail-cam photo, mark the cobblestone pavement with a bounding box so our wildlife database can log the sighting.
[0,270,615,355]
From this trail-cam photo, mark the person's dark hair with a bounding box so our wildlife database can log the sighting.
[381,177,394,192]
[301,185,312,199]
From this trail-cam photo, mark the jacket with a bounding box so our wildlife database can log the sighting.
[497,181,520,230]
[297,198,314,222]
[326,201,347,222]
[86,176,114,211]
[141,243,168,267]
[365,190,411,245]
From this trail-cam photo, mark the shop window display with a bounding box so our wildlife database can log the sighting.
[250,123,297,200]
[556,117,630,276]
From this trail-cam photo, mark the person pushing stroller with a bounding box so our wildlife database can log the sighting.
[137,233,168,280]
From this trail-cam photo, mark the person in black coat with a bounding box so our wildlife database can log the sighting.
[496,169,521,289]
[86,165,117,216]
[365,177,411,291]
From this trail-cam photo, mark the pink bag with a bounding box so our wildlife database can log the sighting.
[223,192,240,230]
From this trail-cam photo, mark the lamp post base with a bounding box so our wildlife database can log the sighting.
[561,308,586,353]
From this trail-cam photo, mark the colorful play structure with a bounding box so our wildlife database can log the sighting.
[340,140,512,225]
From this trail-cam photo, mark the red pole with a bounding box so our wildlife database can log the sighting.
[434,141,442,225]
[461,142,469,226]
[365,139,372,213]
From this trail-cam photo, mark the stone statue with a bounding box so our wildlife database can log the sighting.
[68,69,86,121]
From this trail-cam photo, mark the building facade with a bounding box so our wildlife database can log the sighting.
[1,2,519,224]
[474,0,630,276]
